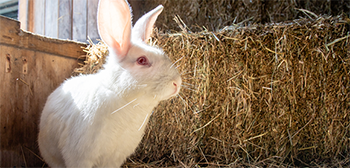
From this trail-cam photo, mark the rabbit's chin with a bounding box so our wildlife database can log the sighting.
[162,92,179,100]
[160,78,182,100]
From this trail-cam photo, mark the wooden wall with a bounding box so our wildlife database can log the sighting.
[17,0,144,44]
[18,0,100,43]
[0,15,86,167]
[17,0,350,40]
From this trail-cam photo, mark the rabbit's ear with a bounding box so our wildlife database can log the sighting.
[133,5,163,42]
[98,0,132,58]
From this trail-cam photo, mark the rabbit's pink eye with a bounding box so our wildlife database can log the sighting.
[137,56,149,66]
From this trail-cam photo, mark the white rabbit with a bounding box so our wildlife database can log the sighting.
[38,0,181,167]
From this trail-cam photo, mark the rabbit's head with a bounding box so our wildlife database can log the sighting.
[98,0,181,102]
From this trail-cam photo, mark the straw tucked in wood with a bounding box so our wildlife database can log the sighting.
[73,14,350,167]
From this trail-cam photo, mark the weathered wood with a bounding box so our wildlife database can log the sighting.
[18,0,29,30]
[58,0,72,39]
[0,15,86,167]
[44,0,58,38]
[33,0,45,35]
[0,16,86,59]
[72,0,87,42]
[87,0,99,43]
[18,0,100,43]
[0,45,80,167]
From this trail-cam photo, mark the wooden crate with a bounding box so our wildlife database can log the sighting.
[0,15,86,167]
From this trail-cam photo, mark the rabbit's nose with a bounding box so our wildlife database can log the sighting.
[173,77,182,92]
[174,76,182,86]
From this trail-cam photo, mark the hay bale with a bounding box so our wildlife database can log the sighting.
[131,0,350,32]
[74,14,350,167]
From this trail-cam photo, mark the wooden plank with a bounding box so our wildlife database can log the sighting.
[87,0,99,43]
[0,16,86,59]
[33,0,45,35]
[17,0,35,33]
[72,0,87,42]
[18,0,29,30]
[58,0,72,39]
[0,15,86,166]
[25,32,87,59]
[0,16,22,51]
[0,46,33,166]
[0,13,86,166]
[44,0,58,38]
[0,44,80,167]
[27,0,34,32]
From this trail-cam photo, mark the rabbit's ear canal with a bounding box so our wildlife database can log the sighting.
[133,5,163,42]
[97,0,132,59]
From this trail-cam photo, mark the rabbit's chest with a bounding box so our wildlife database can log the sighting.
[94,105,151,160]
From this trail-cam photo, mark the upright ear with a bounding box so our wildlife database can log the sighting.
[98,0,132,58]
[132,5,163,42]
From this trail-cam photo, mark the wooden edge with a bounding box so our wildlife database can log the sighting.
[18,0,28,30]
[0,15,87,59]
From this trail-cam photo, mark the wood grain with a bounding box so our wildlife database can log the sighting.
[33,0,45,35]
[0,15,85,167]
[87,0,99,43]
[18,0,29,30]
[58,0,72,39]
[0,16,86,59]
[72,0,87,42]
[44,0,58,38]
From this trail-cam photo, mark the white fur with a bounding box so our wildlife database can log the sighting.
[38,0,181,167]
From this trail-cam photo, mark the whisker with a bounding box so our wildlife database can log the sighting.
[179,93,197,114]
[178,94,195,113]
[111,98,137,114]
[178,94,188,107]
[110,94,151,131]
[133,103,140,108]
[182,76,205,80]
[183,82,196,87]
[175,64,181,69]
[181,85,198,92]
[170,55,184,69]
[138,113,149,131]
[181,69,205,75]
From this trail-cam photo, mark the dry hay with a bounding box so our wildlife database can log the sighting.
[73,14,350,167]
[132,0,350,32]
[143,0,295,31]
[74,40,108,75]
